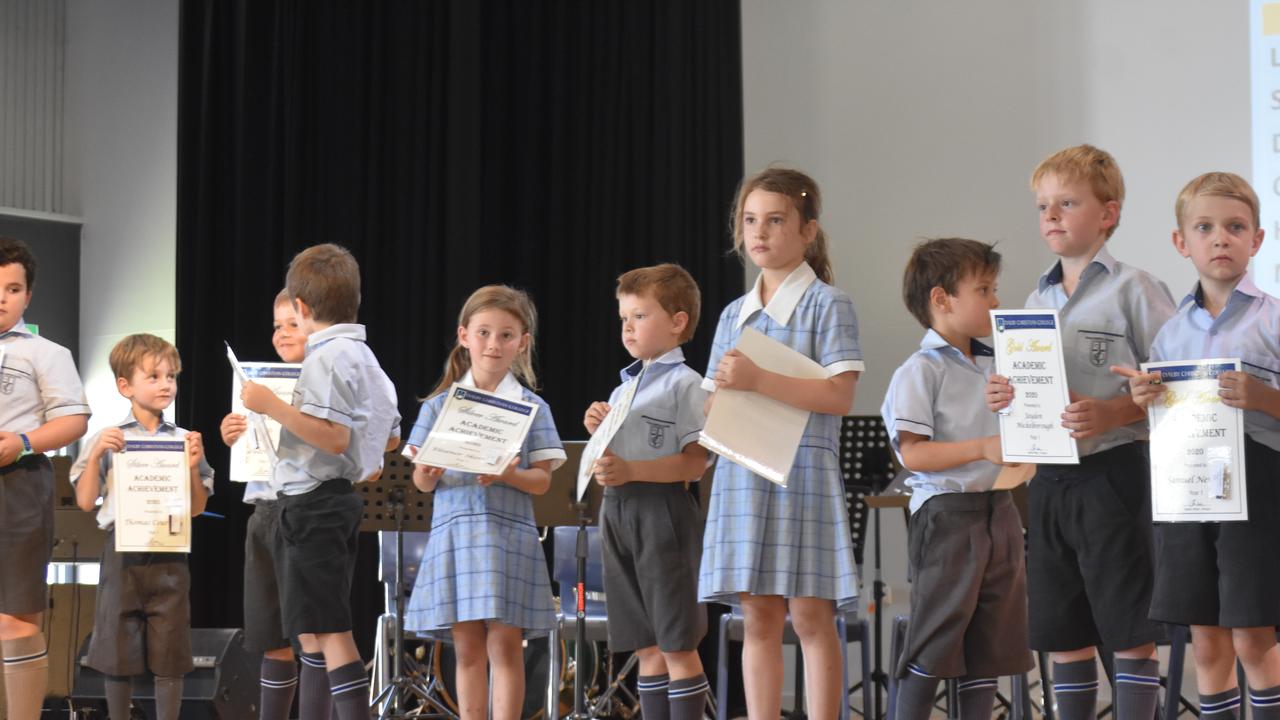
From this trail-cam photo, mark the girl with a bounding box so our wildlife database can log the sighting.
[219,290,331,720]
[404,285,565,720]
[701,168,863,719]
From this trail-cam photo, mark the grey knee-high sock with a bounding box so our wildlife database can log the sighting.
[299,652,332,720]
[896,664,943,720]
[2,634,49,720]
[1249,684,1280,720]
[153,675,184,720]
[637,673,670,720]
[327,660,368,720]
[1114,658,1160,720]
[669,674,709,720]
[1200,687,1242,720]
[957,676,998,720]
[260,657,299,720]
[104,674,133,720]
[1052,660,1099,720]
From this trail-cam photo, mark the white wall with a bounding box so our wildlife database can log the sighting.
[65,0,179,431]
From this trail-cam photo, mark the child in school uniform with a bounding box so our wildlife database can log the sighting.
[219,289,331,720]
[986,144,1176,720]
[582,263,711,719]
[403,285,565,720]
[881,238,1033,720]
[240,243,401,720]
[70,333,214,720]
[700,168,862,720]
[0,236,91,720]
[1122,172,1280,720]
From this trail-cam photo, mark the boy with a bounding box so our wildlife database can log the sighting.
[582,263,711,719]
[0,236,91,720]
[1122,172,1280,720]
[987,144,1175,720]
[881,238,1031,720]
[240,243,400,720]
[70,333,214,720]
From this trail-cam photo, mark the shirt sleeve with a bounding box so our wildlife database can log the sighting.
[36,343,91,422]
[1127,273,1177,364]
[675,371,709,449]
[68,428,108,488]
[406,394,442,449]
[701,304,736,392]
[524,395,567,470]
[295,348,357,428]
[880,356,938,464]
[815,290,866,377]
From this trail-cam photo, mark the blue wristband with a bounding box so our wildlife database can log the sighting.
[16,433,33,459]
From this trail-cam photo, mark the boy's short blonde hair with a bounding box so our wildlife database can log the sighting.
[1031,144,1126,238]
[109,333,181,380]
[616,263,701,344]
[286,244,361,324]
[1175,172,1260,229]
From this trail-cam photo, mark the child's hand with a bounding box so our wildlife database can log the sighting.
[93,428,126,459]
[714,350,762,392]
[592,449,632,486]
[1219,371,1277,412]
[220,413,248,447]
[478,457,520,487]
[413,464,444,492]
[985,375,1013,412]
[0,432,22,466]
[584,402,611,434]
[981,435,1003,465]
[240,381,276,414]
[186,432,204,469]
[1112,365,1164,409]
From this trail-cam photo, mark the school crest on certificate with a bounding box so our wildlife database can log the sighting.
[413,384,539,476]
[990,309,1079,464]
[113,439,192,552]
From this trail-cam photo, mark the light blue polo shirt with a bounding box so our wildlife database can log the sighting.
[605,347,707,465]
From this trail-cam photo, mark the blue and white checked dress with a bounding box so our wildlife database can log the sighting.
[404,372,566,638]
[698,263,864,611]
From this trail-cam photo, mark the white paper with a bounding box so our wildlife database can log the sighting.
[113,438,191,552]
[229,362,301,482]
[225,342,278,466]
[698,327,827,486]
[577,367,645,500]
[413,383,540,476]
[1143,358,1248,522]
[990,309,1080,464]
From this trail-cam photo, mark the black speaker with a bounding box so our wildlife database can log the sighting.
[72,628,259,719]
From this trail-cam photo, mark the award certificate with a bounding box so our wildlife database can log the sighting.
[990,309,1079,464]
[413,384,540,475]
[577,367,645,500]
[229,362,301,482]
[1142,359,1248,522]
[114,439,191,552]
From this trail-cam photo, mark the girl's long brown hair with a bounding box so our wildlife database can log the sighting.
[428,285,539,398]
[729,167,833,284]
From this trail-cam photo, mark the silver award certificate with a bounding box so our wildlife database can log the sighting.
[990,309,1079,464]
[113,438,191,553]
[1142,359,1248,522]
[413,384,539,476]
[229,362,301,482]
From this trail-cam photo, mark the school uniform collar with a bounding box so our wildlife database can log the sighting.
[1038,245,1117,292]
[735,262,817,329]
[1182,274,1264,310]
[461,370,525,401]
[0,316,33,339]
[919,328,993,359]
[304,323,366,355]
[116,410,176,434]
[620,346,685,381]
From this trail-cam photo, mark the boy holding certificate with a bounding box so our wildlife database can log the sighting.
[582,264,711,718]
[1123,172,1280,720]
[239,243,400,720]
[0,236,91,720]
[70,333,214,720]
[881,238,1031,720]
[985,145,1175,720]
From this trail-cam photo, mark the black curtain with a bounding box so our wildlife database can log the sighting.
[176,0,744,661]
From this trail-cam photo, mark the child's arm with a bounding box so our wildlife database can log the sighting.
[592,443,707,486]
[1059,390,1145,439]
[241,380,351,454]
[75,429,125,513]
[897,430,1002,473]
[187,432,209,516]
[1218,371,1280,417]
[479,458,552,495]
[713,349,857,416]
[0,415,91,466]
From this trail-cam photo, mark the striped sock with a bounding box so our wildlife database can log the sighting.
[895,663,942,720]
[1052,659,1099,720]
[2,634,49,720]
[1249,684,1280,720]
[669,674,709,720]
[327,660,368,720]
[259,657,299,720]
[299,652,332,720]
[1114,658,1160,720]
[958,676,998,720]
[638,673,670,720]
[1200,687,1241,720]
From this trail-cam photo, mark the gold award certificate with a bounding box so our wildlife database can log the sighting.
[114,438,191,552]
[990,309,1079,464]
[1142,359,1248,522]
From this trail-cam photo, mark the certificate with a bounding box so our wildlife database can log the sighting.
[113,439,191,553]
[1142,359,1248,522]
[225,343,278,467]
[577,367,645,500]
[413,384,540,475]
[699,327,828,487]
[990,309,1079,464]
[229,362,301,482]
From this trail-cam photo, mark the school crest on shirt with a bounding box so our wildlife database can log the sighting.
[644,417,671,449]
[0,372,12,395]
[1088,337,1109,367]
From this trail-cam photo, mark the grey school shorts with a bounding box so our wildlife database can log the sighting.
[0,455,54,616]
[244,500,291,653]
